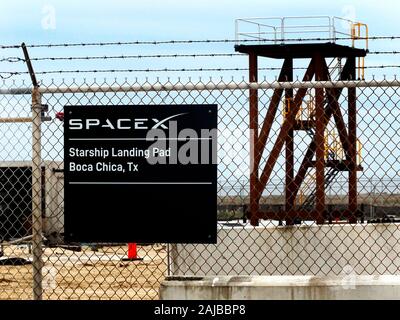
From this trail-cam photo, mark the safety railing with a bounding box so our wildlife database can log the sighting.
[235,16,366,45]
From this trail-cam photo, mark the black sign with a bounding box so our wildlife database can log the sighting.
[64,105,217,243]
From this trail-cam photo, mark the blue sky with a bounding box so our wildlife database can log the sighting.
[0,1,398,186]
[0,0,398,42]
[0,0,399,83]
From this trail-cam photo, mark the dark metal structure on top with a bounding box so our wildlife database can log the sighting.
[236,35,368,226]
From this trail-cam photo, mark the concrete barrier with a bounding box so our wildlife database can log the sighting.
[160,275,400,300]
[170,222,400,276]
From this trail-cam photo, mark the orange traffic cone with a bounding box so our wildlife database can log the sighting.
[122,243,143,261]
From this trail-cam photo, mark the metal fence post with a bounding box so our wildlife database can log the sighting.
[31,86,43,300]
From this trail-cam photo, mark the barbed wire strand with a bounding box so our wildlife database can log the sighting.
[1,51,400,64]
[2,36,400,50]
[0,57,24,62]
[369,51,400,54]
[29,53,245,61]
[21,51,400,61]
[2,65,400,78]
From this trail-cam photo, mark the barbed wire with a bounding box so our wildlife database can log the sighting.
[2,36,400,50]
[369,51,400,55]
[0,45,20,49]
[0,57,24,62]
[28,53,245,61]
[0,67,287,76]
[1,65,400,78]
[1,51,400,65]
[364,65,400,69]
[0,72,20,79]
[18,51,400,61]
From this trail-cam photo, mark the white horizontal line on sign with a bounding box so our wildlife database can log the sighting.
[68,138,212,141]
[68,181,213,185]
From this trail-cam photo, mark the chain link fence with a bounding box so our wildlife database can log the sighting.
[0,78,399,299]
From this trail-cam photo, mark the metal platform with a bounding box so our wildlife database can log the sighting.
[235,42,367,59]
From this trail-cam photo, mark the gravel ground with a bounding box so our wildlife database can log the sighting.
[0,244,167,300]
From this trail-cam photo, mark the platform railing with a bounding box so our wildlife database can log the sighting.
[235,16,359,45]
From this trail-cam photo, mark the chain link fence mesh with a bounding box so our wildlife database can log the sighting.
[0,78,399,299]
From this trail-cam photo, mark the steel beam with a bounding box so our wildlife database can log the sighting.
[315,54,325,224]
[256,60,315,206]
[249,53,259,226]
[284,58,295,224]
[348,57,358,223]
[289,58,356,206]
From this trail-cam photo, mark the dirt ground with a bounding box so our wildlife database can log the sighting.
[0,244,167,300]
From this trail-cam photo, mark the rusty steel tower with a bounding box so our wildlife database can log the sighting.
[235,16,368,226]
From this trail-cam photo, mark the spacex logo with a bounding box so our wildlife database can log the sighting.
[68,112,188,130]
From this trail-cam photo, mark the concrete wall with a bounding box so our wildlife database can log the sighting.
[160,275,400,300]
[170,223,400,276]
